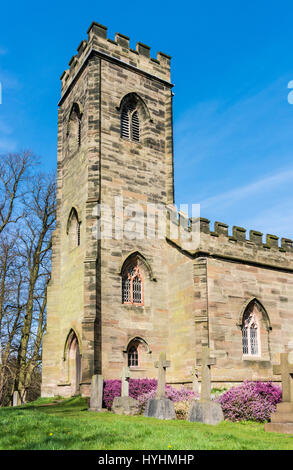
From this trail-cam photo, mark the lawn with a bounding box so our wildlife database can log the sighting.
[0,396,292,450]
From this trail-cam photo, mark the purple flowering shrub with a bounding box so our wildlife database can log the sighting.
[216,381,282,422]
[103,378,198,411]
[103,378,157,409]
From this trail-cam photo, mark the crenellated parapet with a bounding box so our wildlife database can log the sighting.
[197,218,293,253]
[166,210,293,271]
[60,21,172,99]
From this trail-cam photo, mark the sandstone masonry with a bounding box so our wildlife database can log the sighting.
[41,22,293,397]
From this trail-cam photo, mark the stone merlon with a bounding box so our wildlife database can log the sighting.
[60,21,172,98]
[167,217,293,271]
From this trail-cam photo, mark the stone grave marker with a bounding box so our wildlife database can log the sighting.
[144,352,175,420]
[112,366,139,416]
[192,366,200,394]
[88,374,104,411]
[265,351,293,434]
[187,345,224,425]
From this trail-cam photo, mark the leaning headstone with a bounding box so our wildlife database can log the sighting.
[12,391,20,407]
[112,366,139,416]
[88,374,104,411]
[265,351,293,434]
[144,352,175,420]
[187,345,224,425]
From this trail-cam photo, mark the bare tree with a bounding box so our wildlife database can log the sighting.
[14,172,56,400]
[0,151,37,234]
[0,152,56,406]
[0,232,25,404]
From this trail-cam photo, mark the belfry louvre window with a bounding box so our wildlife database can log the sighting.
[242,308,260,356]
[121,103,140,142]
[131,111,139,141]
[77,221,81,246]
[121,107,130,139]
[122,263,143,305]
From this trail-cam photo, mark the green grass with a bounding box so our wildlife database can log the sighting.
[0,397,292,450]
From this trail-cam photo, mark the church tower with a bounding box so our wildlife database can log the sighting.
[41,22,175,397]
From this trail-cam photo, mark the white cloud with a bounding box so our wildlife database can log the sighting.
[174,75,293,240]
[174,76,293,175]
[200,167,293,211]
[243,199,293,240]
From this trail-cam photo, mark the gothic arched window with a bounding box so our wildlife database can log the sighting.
[125,337,151,370]
[242,306,260,356]
[121,102,140,142]
[67,208,81,249]
[122,259,143,305]
[67,103,82,154]
[128,345,139,367]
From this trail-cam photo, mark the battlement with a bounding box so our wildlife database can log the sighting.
[60,22,172,97]
[196,218,293,253]
[166,208,293,271]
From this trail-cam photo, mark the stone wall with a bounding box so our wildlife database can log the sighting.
[207,256,293,384]
[42,21,175,396]
[97,30,174,381]
[167,218,293,387]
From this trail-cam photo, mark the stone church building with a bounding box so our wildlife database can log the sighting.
[41,22,293,397]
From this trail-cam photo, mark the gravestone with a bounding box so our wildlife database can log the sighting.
[112,366,139,416]
[265,351,293,434]
[187,345,224,425]
[88,374,104,411]
[12,391,20,407]
[192,366,200,394]
[144,352,175,420]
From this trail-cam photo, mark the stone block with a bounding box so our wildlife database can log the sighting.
[271,412,293,423]
[265,401,293,433]
[112,396,139,416]
[264,422,293,434]
[144,397,176,420]
[187,400,224,425]
[276,402,293,413]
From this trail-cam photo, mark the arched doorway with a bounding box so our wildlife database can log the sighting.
[65,330,82,395]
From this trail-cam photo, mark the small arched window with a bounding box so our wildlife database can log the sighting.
[125,337,151,370]
[67,208,81,249]
[121,102,140,142]
[242,306,260,356]
[122,259,143,305]
[67,103,82,153]
[128,345,138,367]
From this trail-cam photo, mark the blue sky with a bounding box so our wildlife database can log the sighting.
[1,0,293,239]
